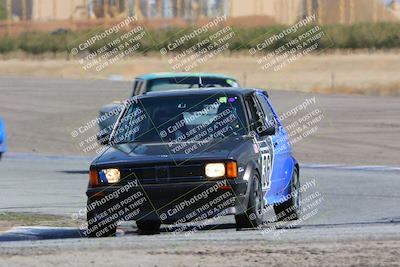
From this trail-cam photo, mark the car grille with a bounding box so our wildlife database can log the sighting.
[119,162,204,184]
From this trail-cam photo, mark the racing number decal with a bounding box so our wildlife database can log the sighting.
[261,151,272,189]
[258,136,274,191]
[249,93,275,192]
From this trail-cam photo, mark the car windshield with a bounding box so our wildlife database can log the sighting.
[147,77,238,92]
[112,94,248,144]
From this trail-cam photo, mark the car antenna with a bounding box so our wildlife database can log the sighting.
[199,76,204,88]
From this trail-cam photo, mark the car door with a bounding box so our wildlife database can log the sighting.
[255,91,291,201]
[245,94,274,195]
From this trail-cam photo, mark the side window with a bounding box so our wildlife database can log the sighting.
[131,80,138,96]
[133,80,147,96]
[139,81,147,94]
[132,80,142,96]
[256,94,277,128]
[245,96,265,132]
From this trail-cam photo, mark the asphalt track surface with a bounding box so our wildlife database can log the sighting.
[0,155,399,238]
[1,75,399,166]
[1,156,400,266]
[1,76,400,266]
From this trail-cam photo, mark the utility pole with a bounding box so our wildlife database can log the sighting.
[6,0,11,34]
[124,0,129,16]
[349,0,355,24]
[135,0,141,18]
[6,0,11,19]
[53,0,57,20]
[20,0,27,20]
[306,0,312,16]
[37,0,41,20]
[176,0,182,18]
[147,0,150,18]
[317,0,323,24]
[157,0,162,18]
[104,0,109,18]
[116,0,120,14]
[192,0,197,19]
[372,0,377,22]
[83,0,88,19]
[339,0,345,24]
[198,0,202,18]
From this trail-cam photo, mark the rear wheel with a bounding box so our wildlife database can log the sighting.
[235,173,263,229]
[274,168,300,221]
[136,220,161,235]
[0,153,2,160]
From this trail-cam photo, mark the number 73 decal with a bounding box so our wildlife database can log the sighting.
[257,137,274,192]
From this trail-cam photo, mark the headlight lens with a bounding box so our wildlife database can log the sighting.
[205,163,225,179]
[100,168,121,183]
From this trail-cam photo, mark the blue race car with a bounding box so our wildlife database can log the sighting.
[86,88,299,237]
[0,118,6,160]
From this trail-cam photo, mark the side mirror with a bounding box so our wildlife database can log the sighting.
[97,131,110,146]
[257,125,276,136]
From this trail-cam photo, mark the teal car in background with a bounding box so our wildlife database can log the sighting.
[97,73,239,143]
[0,118,6,160]
[130,72,239,95]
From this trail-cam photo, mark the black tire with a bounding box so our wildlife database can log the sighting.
[235,173,263,229]
[274,168,300,221]
[136,220,161,235]
[0,153,2,160]
[86,202,117,238]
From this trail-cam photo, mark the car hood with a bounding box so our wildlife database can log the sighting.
[92,138,249,167]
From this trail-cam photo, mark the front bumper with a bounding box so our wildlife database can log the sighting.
[86,180,248,224]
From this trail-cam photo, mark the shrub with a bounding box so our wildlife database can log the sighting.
[1,22,400,55]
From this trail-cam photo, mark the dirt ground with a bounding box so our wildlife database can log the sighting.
[0,52,400,94]
[1,239,399,267]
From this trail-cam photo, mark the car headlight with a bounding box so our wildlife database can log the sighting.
[205,163,225,179]
[99,168,121,183]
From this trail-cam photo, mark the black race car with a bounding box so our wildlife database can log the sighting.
[86,88,300,237]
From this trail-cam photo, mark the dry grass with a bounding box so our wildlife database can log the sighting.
[312,82,400,96]
[0,212,82,232]
[0,53,400,96]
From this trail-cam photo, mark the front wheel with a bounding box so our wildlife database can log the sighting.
[235,173,263,229]
[274,168,300,221]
